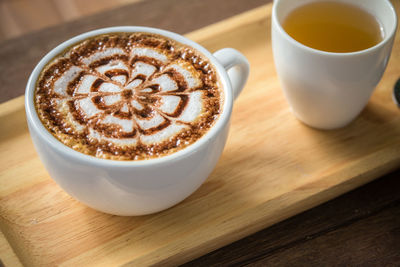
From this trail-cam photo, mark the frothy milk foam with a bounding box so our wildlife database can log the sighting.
[35,33,223,160]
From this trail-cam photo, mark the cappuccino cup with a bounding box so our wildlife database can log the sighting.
[25,26,249,216]
[272,0,397,129]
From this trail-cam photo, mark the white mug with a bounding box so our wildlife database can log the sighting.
[25,26,249,216]
[272,0,397,129]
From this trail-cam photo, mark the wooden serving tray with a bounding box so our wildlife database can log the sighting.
[1,3,400,266]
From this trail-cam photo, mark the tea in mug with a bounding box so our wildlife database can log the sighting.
[282,1,383,53]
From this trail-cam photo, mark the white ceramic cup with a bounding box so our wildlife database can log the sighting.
[25,26,249,216]
[272,0,397,129]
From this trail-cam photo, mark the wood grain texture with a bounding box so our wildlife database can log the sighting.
[0,0,144,41]
[0,229,23,267]
[185,171,400,266]
[1,2,400,266]
[0,0,268,103]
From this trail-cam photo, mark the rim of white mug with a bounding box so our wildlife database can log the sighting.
[25,26,234,167]
[272,0,398,57]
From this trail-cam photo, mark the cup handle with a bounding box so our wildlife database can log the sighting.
[213,48,250,100]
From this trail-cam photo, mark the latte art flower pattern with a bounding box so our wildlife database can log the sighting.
[35,33,222,160]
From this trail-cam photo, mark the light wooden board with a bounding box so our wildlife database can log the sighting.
[1,3,400,266]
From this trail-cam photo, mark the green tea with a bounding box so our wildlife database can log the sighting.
[282,1,383,53]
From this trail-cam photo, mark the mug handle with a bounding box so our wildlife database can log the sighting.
[213,48,250,100]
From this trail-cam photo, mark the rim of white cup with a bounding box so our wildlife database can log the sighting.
[272,0,398,57]
[25,26,233,167]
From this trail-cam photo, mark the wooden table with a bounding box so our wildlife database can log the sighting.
[1,0,399,265]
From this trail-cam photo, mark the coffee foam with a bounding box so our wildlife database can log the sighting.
[35,32,222,160]
[81,48,127,65]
